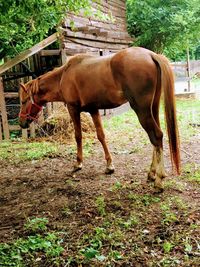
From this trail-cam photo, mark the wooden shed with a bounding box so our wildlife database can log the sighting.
[62,0,132,56]
[0,0,132,140]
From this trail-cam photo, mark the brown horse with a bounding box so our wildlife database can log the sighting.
[19,47,180,192]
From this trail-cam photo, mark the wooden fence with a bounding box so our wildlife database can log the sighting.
[0,33,68,140]
[172,60,200,92]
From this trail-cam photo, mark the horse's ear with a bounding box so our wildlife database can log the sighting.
[20,83,27,92]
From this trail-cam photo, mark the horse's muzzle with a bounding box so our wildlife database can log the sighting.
[19,119,31,129]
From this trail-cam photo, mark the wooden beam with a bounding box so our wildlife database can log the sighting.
[61,49,67,64]
[4,92,19,98]
[0,33,59,75]
[0,78,10,139]
[64,38,129,50]
[63,29,132,45]
[9,125,21,131]
[39,49,61,56]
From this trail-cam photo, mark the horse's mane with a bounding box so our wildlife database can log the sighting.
[25,79,39,95]
[25,54,94,94]
[25,65,65,94]
[64,54,94,72]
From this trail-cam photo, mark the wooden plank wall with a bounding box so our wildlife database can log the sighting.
[63,0,132,55]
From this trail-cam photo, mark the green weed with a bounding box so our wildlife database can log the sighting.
[0,141,59,162]
[61,206,72,217]
[189,169,200,183]
[83,140,93,157]
[158,256,181,267]
[182,164,200,183]
[128,193,160,206]
[24,217,48,233]
[163,241,173,253]
[108,250,123,260]
[0,218,64,267]
[117,215,139,229]
[95,196,106,216]
[160,203,178,225]
[111,181,123,191]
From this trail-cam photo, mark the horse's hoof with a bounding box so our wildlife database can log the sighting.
[105,166,115,174]
[72,163,82,173]
[147,172,156,183]
[153,186,164,194]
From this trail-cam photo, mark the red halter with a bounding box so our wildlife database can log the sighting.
[19,95,43,121]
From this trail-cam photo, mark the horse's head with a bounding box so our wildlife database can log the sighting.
[18,80,43,129]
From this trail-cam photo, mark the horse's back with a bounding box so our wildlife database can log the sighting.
[61,47,158,110]
[111,47,157,77]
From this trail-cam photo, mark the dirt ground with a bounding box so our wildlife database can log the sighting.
[0,118,200,266]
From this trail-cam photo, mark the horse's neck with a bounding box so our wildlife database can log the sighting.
[39,68,64,102]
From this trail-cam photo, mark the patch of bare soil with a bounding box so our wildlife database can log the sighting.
[0,126,200,266]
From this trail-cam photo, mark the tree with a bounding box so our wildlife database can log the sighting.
[126,0,200,60]
[0,0,92,60]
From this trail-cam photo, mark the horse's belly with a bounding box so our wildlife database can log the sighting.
[80,88,126,111]
[80,100,125,112]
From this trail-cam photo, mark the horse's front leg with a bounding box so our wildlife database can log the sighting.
[67,105,83,172]
[90,110,114,174]
[148,146,166,192]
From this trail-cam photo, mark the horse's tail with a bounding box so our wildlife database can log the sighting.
[151,53,181,175]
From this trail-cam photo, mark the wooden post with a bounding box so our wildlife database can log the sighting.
[186,46,191,92]
[46,102,52,116]
[52,49,66,112]
[0,78,10,139]
[19,77,28,139]
[30,123,36,138]
[21,129,28,139]
[0,118,2,140]
[61,48,67,65]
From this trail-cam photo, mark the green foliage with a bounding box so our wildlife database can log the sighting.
[183,165,200,183]
[128,193,160,206]
[0,218,64,267]
[24,217,49,232]
[81,247,100,260]
[95,195,106,216]
[160,203,178,225]
[111,181,123,191]
[163,241,173,253]
[0,0,92,60]
[0,141,59,162]
[79,225,123,263]
[126,0,200,59]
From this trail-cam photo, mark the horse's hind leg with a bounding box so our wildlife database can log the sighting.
[136,109,166,192]
[90,110,114,174]
[67,105,83,172]
[148,77,167,184]
[148,146,166,192]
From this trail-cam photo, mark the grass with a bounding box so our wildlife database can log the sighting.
[182,164,200,184]
[176,99,200,140]
[1,99,199,163]
[0,139,94,165]
[0,99,200,266]
[103,99,200,145]
[0,141,59,162]
[0,218,64,267]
